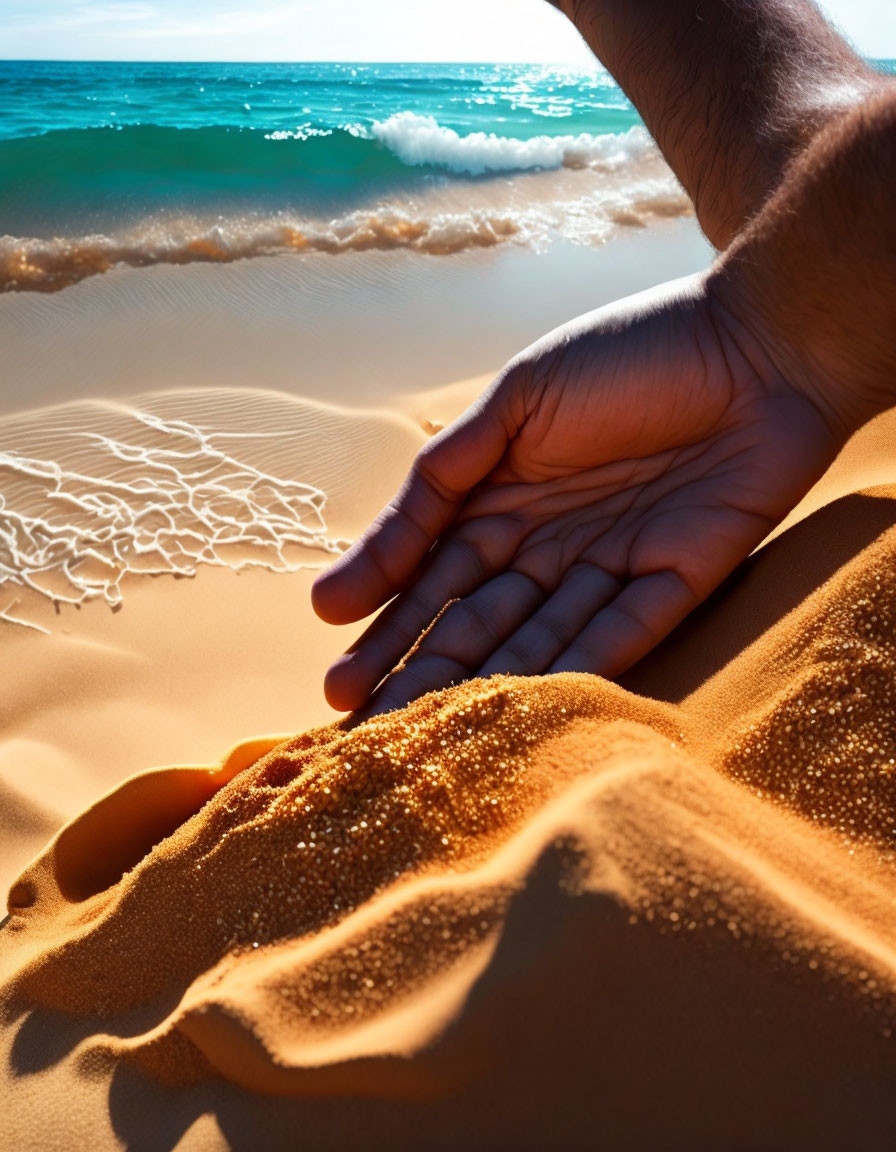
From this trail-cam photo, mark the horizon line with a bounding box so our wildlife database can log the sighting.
[0,57,602,65]
[2,54,892,65]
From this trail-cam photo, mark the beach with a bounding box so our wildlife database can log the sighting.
[3,58,896,1150]
[4,217,896,1149]
[0,217,710,891]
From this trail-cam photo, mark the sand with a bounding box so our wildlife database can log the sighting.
[3,224,896,1149]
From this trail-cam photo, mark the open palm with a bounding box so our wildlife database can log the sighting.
[312,274,841,716]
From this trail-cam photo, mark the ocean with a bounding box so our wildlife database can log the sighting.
[1,59,893,293]
[0,60,686,292]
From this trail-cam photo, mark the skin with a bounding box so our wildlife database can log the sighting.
[546,0,882,248]
[313,1,896,717]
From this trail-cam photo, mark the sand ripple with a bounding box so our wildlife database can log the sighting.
[0,388,423,633]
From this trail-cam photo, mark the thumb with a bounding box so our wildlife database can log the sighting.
[311,378,517,625]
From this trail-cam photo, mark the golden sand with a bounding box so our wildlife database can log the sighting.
[4,488,896,1145]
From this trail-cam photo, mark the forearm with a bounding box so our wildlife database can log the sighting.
[710,86,896,437]
[551,0,883,247]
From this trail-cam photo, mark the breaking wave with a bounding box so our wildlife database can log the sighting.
[371,115,653,176]
[0,118,656,217]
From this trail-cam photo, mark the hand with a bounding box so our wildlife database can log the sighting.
[312,273,842,716]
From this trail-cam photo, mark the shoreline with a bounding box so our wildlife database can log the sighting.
[0,218,711,415]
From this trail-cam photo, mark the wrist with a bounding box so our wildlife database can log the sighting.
[705,268,859,445]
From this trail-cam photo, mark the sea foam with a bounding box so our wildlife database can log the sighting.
[371,114,653,176]
[0,399,349,632]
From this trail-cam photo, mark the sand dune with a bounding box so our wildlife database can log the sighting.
[4,390,896,1147]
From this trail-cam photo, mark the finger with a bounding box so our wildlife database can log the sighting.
[311,391,514,626]
[548,570,699,680]
[323,518,526,712]
[477,563,621,677]
[355,652,468,722]
[357,570,545,717]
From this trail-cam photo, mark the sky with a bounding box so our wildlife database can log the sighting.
[1,0,895,62]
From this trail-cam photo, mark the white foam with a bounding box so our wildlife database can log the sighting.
[371,113,654,176]
[0,407,348,626]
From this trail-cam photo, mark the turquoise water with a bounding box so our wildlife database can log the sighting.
[0,61,637,141]
[0,59,892,291]
[0,61,638,232]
